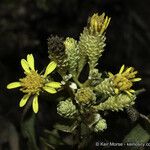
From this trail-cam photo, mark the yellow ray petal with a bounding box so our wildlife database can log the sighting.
[130,71,138,76]
[43,86,57,94]
[21,59,30,74]
[106,17,111,29]
[124,67,132,73]
[100,16,108,34]
[129,89,135,93]
[19,94,30,107]
[108,72,114,78]
[125,90,132,96]
[45,82,61,88]
[7,82,21,89]
[119,65,125,74]
[131,78,141,82]
[27,54,35,71]
[43,61,57,77]
[32,95,39,113]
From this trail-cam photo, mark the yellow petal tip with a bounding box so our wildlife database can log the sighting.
[119,65,125,74]
[43,61,57,77]
[7,82,21,89]
[32,95,39,113]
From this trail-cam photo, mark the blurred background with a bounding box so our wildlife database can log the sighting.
[0,0,150,149]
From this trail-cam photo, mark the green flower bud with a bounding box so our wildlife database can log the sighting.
[75,87,96,105]
[93,94,136,112]
[93,118,107,132]
[78,13,110,71]
[64,37,79,76]
[57,98,77,118]
[94,78,115,96]
[79,28,106,69]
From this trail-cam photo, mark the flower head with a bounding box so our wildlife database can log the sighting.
[57,98,77,119]
[7,54,61,113]
[75,87,96,105]
[108,65,141,96]
[78,13,110,70]
[88,13,111,35]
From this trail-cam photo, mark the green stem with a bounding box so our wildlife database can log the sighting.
[77,122,82,150]
[74,122,82,150]
[140,114,150,124]
[73,76,83,88]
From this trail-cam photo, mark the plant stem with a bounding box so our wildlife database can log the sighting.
[73,76,82,88]
[140,113,150,124]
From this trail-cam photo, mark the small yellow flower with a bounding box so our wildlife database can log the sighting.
[7,54,61,113]
[75,87,96,105]
[108,65,141,96]
[88,13,111,34]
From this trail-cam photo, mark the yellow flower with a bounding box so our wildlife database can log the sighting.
[108,65,141,96]
[7,54,61,113]
[88,13,111,34]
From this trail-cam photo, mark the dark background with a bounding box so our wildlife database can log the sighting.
[0,0,150,149]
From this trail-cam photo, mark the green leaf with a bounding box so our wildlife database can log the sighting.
[123,124,150,150]
[21,113,39,150]
[44,129,65,145]
[40,137,56,150]
[54,121,78,133]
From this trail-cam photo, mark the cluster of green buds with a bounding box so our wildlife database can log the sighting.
[93,65,141,112]
[5,10,143,141]
[50,12,142,134]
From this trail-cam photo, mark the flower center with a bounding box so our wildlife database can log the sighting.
[75,87,96,105]
[19,70,45,94]
[113,74,133,91]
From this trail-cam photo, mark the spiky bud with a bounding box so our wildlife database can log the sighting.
[64,37,79,76]
[93,94,136,112]
[79,29,106,69]
[93,118,107,132]
[57,98,77,119]
[126,107,139,122]
[75,87,96,105]
[78,13,110,70]
[48,35,68,75]
[94,78,115,96]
